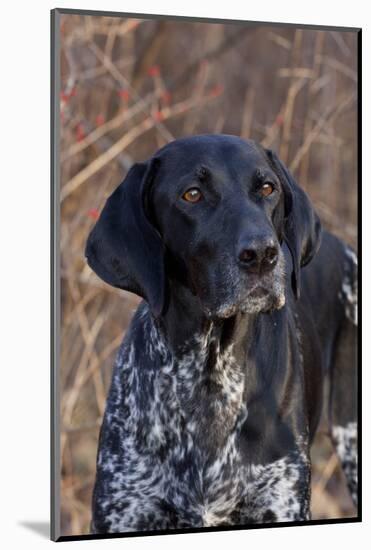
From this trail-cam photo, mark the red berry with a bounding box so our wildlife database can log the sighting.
[148,65,160,77]
[118,89,130,101]
[87,208,100,221]
[161,90,172,105]
[154,110,164,122]
[60,87,76,103]
[60,91,68,102]
[209,84,224,98]
[129,20,140,30]
[76,123,85,142]
[96,114,105,126]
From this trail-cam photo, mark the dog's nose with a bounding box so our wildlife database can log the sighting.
[237,238,278,274]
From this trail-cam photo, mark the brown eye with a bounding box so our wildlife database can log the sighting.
[260,182,274,197]
[182,188,203,203]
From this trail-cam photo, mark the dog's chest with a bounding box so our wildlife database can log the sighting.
[96,312,260,529]
[137,340,247,526]
[157,398,248,526]
[108,329,249,526]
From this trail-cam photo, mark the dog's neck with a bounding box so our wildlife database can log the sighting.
[157,282,257,354]
[149,283,261,448]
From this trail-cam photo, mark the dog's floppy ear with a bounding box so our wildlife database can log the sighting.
[265,149,322,299]
[85,160,166,317]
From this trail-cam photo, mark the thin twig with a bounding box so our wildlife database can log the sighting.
[89,42,175,143]
[61,93,222,202]
[289,93,355,172]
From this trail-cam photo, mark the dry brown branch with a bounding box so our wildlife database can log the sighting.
[277,68,315,79]
[62,419,103,433]
[260,104,286,148]
[114,19,143,36]
[62,310,106,424]
[89,41,175,143]
[92,368,106,417]
[214,115,226,134]
[240,88,255,140]
[183,61,210,135]
[289,93,356,173]
[62,100,148,162]
[279,78,307,163]
[63,287,101,327]
[61,93,223,202]
[62,330,123,442]
[278,29,303,163]
[315,453,340,494]
[330,31,352,57]
[131,21,168,90]
[267,31,291,50]
[169,26,251,94]
[61,279,107,441]
[78,56,133,81]
[316,54,357,82]
[315,202,357,241]
[61,117,153,202]
[299,31,325,188]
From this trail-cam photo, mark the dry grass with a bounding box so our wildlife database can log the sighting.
[58,14,358,536]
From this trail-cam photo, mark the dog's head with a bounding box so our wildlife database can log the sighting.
[85,135,321,319]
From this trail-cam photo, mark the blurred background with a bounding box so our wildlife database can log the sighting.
[59,13,358,536]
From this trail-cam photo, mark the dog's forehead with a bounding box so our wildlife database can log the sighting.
[155,134,267,173]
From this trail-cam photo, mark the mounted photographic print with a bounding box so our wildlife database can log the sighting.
[51,8,361,542]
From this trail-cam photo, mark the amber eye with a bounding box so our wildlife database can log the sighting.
[260,182,274,197]
[182,187,203,203]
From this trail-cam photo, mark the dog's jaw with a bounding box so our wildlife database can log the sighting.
[196,248,286,319]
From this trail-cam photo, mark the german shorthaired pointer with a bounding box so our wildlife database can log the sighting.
[85,134,358,534]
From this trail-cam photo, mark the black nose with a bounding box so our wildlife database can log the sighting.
[238,238,278,274]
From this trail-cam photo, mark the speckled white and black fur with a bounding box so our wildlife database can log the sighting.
[92,300,311,533]
[339,246,358,326]
[331,422,358,505]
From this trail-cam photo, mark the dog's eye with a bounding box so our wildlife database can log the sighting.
[182,188,203,203]
[259,182,274,197]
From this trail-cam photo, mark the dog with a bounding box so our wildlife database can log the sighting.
[85,134,358,533]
